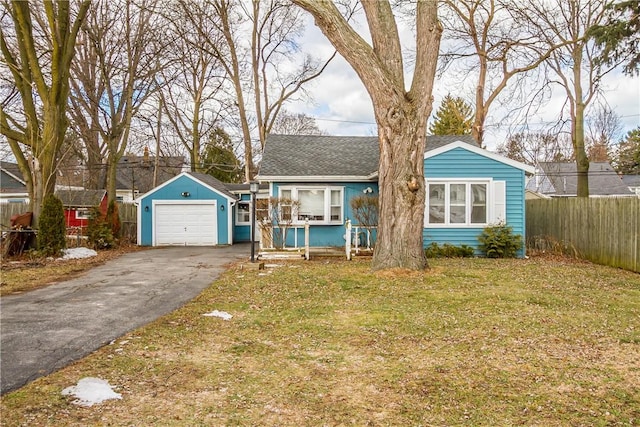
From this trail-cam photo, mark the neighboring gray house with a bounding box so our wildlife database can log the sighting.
[114,153,186,202]
[527,162,634,197]
[0,161,28,204]
[621,175,640,197]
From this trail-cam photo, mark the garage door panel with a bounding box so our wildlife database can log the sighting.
[154,203,217,246]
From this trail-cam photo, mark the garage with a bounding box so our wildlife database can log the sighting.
[154,202,217,246]
[136,172,236,247]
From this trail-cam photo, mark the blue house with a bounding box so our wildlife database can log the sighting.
[136,172,237,246]
[136,135,534,257]
[256,134,534,256]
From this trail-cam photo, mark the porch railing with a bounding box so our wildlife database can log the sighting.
[259,220,377,261]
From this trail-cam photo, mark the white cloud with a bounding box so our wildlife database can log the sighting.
[290,11,640,147]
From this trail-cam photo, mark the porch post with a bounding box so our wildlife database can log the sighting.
[345,219,352,260]
[304,220,310,260]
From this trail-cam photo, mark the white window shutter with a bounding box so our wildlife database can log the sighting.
[491,181,506,223]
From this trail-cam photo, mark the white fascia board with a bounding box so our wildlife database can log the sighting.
[424,141,536,175]
[256,175,377,182]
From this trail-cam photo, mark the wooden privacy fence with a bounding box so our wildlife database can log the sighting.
[526,198,639,273]
[0,201,138,243]
[118,203,137,243]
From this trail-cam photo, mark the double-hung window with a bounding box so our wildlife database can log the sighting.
[236,201,250,224]
[279,186,343,224]
[426,180,496,227]
[237,197,270,224]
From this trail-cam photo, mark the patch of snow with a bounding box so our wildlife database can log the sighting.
[203,310,233,321]
[61,377,122,407]
[59,247,98,260]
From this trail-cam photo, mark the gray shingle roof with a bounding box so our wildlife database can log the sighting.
[55,189,107,207]
[258,134,478,179]
[115,156,185,193]
[186,171,237,200]
[527,162,633,196]
[621,175,640,187]
[0,161,27,193]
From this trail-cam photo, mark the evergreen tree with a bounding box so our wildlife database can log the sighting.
[614,127,640,174]
[589,1,640,76]
[200,128,243,183]
[429,94,473,136]
[38,194,66,256]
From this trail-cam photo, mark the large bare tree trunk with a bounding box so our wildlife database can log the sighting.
[375,107,429,270]
[0,1,90,225]
[294,0,441,270]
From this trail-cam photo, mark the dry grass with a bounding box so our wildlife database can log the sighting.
[0,245,142,296]
[1,255,639,426]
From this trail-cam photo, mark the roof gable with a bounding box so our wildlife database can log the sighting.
[424,140,535,174]
[136,171,237,202]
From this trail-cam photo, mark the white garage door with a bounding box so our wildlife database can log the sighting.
[154,203,217,246]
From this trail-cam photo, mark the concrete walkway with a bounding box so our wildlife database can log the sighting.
[1,245,249,394]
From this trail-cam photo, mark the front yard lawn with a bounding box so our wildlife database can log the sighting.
[2,256,639,426]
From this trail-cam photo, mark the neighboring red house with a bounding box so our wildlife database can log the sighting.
[55,189,108,229]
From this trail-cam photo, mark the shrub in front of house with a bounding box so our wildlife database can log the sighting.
[87,207,115,249]
[478,222,523,258]
[425,242,475,258]
[38,194,67,257]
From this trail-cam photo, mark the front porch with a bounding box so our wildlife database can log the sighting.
[257,221,375,261]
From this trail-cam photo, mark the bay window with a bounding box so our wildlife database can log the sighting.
[426,180,493,226]
[279,186,344,224]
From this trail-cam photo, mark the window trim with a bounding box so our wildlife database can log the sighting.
[278,185,344,225]
[75,208,91,220]
[236,200,251,225]
[425,179,492,228]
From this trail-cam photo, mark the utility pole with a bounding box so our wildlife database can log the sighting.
[153,96,162,187]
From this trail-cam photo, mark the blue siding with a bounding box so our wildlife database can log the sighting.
[266,147,528,257]
[234,193,251,242]
[271,182,378,247]
[424,147,527,257]
[138,175,233,246]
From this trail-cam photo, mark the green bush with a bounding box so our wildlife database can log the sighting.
[38,194,66,257]
[87,207,115,249]
[478,223,523,258]
[425,242,475,258]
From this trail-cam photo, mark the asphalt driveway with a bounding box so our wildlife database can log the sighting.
[1,245,249,394]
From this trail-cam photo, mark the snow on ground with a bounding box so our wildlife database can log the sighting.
[203,310,233,320]
[61,377,122,407]
[59,247,98,260]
